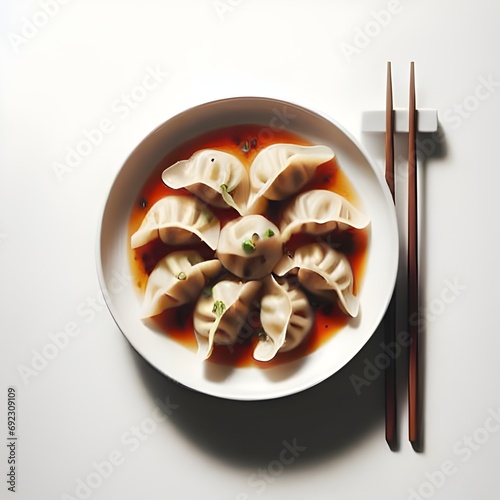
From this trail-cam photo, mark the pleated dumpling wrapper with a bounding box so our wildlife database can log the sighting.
[140,251,221,319]
[274,242,359,317]
[216,214,282,280]
[253,276,314,362]
[280,189,370,242]
[161,150,249,215]
[245,144,334,214]
[130,196,220,250]
[193,278,261,359]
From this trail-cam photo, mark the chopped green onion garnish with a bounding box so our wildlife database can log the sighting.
[241,140,250,153]
[177,272,187,280]
[264,228,275,238]
[242,239,256,253]
[212,300,226,317]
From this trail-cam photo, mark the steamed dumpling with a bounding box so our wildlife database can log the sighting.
[131,196,220,250]
[280,189,370,242]
[216,215,282,280]
[162,150,249,214]
[140,251,222,318]
[253,276,314,362]
[274,279,315,353]
[273,242,359,317]
[193,278,261,359]
[245,144,334,214]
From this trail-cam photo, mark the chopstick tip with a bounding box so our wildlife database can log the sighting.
[410,437,423,453]
[386,434,399,451]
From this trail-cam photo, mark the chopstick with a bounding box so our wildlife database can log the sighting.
[384,62,397,450]
[385,63,395,200]
[407,61,420,448]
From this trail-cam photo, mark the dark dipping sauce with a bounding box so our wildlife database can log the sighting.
[128,125,369,368]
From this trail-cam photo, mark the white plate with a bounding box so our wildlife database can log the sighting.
[96,97,398,401]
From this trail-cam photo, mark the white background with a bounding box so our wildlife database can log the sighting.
[1,0,500,499]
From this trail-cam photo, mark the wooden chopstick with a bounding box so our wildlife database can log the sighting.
[407,61,420,448]
[385,62,395,200]
[384,61,397,450]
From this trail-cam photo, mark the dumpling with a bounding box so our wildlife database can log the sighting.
[280,189,370,242]
[130,196,220,250]
[140,251,222,319]
[274,279,315,354]
[253,276,314,362]
[193,278,261,359]
[216,215,282,280]
[161,150,249,214]
[245,144,334,214]
[273,242,359,317]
